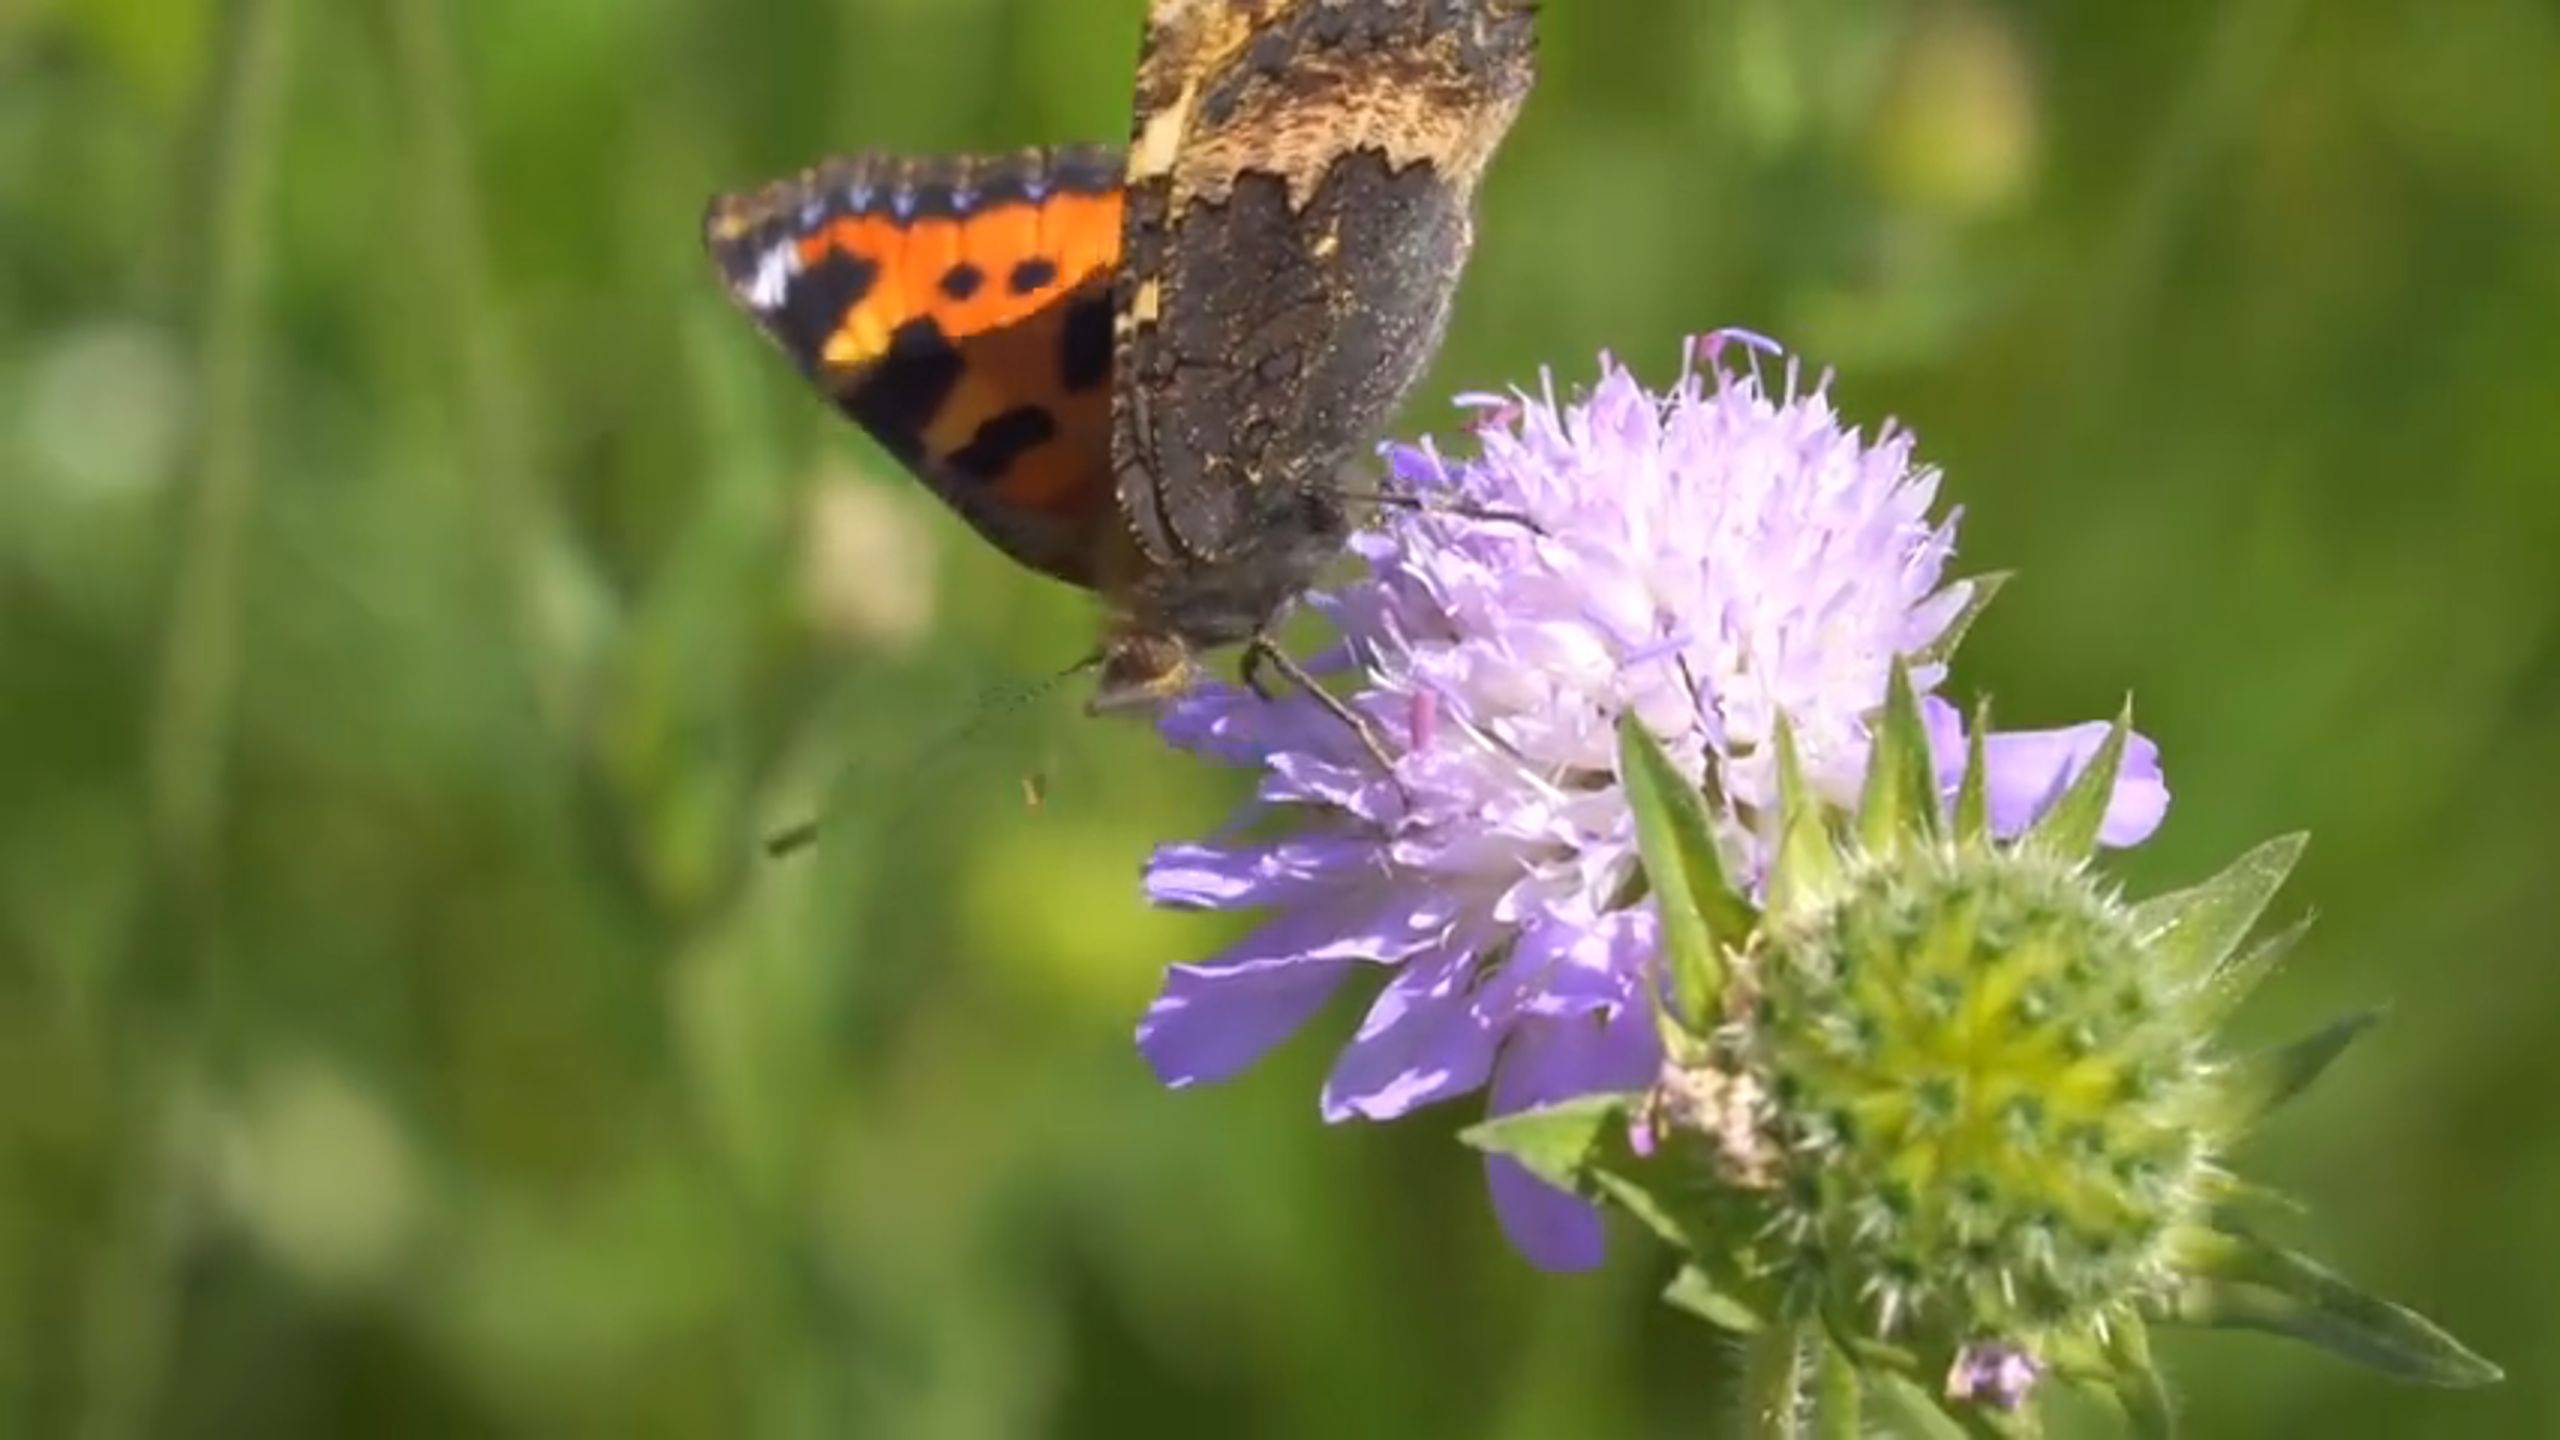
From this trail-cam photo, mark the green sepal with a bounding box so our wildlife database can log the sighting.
[1857,659,1943,857]
[1664,1264,1764,1334]
[2021,699,2131,862]
[1744,1321,1861,1440]
[1952,695,1992,846]
[2186,908,2315,1031]
[1618,715,1755,1030]
[1813,1327,1862,1440]
[1916,572,2012,668]
[2129,833,2308,988]
[1865,1374,1972,1440]
[2194,1175,2308,1233]
[2166,1230,2503,1387]
[1767,717,1841,919]
[1590,1164,1714,1252]
[2208,1010,2381,1131]
[2099,1317,2177,1440]
[1457,1093,1634,1191]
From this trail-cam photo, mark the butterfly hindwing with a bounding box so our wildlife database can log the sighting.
[1110,0,1537,569]
[705,146,1126,587]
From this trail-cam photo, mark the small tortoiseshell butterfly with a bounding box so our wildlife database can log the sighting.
[705,0,1536,711]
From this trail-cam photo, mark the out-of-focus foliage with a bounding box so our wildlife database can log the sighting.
[1,0,2550,1434]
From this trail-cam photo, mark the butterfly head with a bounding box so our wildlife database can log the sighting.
[1086,628,1202,716]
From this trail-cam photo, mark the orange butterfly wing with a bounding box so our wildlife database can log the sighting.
[704,146,1124,587]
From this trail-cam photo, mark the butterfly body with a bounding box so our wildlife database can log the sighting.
[705,0,1536,710]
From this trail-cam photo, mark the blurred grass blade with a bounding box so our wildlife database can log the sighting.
[145,0,298,934]
[386,0,572,726]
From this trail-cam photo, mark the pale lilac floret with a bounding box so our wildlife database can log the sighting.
[1139,339,2170,1270]
[1947,1341,2046,1412]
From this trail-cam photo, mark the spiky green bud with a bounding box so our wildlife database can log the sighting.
[1754,842,2199,1347]
[1467,664,2500,1436]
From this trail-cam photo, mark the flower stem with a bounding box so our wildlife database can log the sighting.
[144,0,296,969]
[1738,1320,1859,1439]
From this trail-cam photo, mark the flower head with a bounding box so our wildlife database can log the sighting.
[1141,338,2167,1269]
[1466,678,2501,1427]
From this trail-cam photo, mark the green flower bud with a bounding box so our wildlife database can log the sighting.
[1467,663,2500,1434]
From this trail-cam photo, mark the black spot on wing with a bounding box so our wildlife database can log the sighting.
[1008,257,1059,295]
[948,406,1059,481]
[777,252,877,370]
[839,318,962,462]
[939,262,984,300]
[1060,291,1113,394]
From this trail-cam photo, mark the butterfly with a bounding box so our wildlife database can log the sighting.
[704,0,1537,713]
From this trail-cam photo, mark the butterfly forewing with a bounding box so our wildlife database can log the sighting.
[704,146,1128,586]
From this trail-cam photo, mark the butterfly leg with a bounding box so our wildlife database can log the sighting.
[1240,633,1402,780]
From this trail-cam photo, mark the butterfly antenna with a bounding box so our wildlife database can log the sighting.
[762,652,1102,858]
[1319,480,1544,536]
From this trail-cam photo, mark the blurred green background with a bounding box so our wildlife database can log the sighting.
[4,0,2554,1433]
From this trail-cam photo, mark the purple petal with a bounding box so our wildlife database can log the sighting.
[1921,700,2170,849]
[1139,887,1468,1088]
[1156,683,1334,766]
[1982,722,2169,847]
[1482,1000,1662,1272]
[1476,909,1653,1024]
[1144,836,1376,911]
[1321,938,1499,1121]
[1139,953,1352,1089]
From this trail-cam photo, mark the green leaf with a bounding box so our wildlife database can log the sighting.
[2209,1011,2381,1130]
[1857,658,1942,857]
[1458,1094,1632,1191]
[2130,834,2308,988]
[1766,717,1841,919]
[1590,1165,1707,1251]
[1811,1329,1861,1440]
[1663,1264,1764,1334]
[1865,1374,1972,1440]
[2021,700,2131,861]
[2186,909,2315,1031]
[1618,715,1755,1028]
[2168,1232,2503,1387]
[1953,696,1992,846]
[1915,571,2012,668]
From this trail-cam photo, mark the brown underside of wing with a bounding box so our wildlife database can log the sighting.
[1113,0,1537,570]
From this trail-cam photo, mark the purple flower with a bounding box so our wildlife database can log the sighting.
[1139,338,2170,1270]
[1946,1341,2046,1412]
